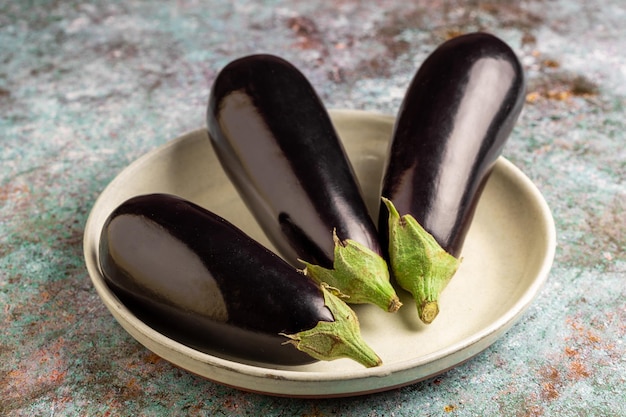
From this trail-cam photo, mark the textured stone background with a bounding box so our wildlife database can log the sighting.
[1,1,624,416]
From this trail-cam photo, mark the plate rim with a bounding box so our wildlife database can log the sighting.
[83,109,556,397]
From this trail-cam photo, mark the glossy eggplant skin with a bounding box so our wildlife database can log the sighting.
[206,54,381,269]
[379,32,526,257]
[98,193,333,365]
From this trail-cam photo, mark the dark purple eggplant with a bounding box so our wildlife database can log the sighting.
[379,32,526,323]
[98,193,380,367]
[206,54,400,312]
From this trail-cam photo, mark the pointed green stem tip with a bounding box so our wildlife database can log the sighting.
[382,197,461,324]
[300,230,401,312]
[281,284,382,368]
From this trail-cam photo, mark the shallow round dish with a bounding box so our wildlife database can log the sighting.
[83,109,556,398]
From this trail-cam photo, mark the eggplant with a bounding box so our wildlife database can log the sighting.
[207,54,400,312]
[98,193,381,367]
[379,32,526,324]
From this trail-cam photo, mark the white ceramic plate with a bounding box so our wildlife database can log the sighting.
[83,109,556,398]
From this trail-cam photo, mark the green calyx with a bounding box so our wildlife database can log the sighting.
[382,197,461,324]
[300,230,401,313]
[281,284,382,368]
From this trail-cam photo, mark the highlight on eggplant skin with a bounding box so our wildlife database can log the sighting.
[98,193,381,367]
[206,54,401,313]
[379,32,526,324]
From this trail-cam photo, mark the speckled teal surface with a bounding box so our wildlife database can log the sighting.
[1,1,625,416]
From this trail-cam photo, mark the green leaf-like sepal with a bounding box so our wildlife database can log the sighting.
[300,230,401,312]
[382,197,461,324]
[281,283,382,368]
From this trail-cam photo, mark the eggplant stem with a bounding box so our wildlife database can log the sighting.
[420,301,439,325]
[382,197,461,324]
[281,284,382,368]
[301,229,401,312]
